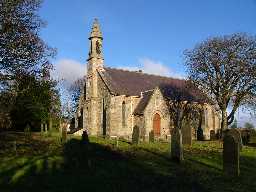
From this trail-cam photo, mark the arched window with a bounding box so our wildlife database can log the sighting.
[205,108,208,127]
[122,101,126,128]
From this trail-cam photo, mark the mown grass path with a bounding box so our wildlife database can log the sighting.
[0,132,255,192]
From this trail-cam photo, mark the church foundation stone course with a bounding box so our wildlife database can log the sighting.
[74,19,222,142]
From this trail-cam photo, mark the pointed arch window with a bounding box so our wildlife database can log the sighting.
[122,101,126,129]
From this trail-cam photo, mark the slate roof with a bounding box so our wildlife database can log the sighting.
[98,67,209,115]
[133,90,154,115]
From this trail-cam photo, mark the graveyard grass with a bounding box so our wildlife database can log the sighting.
[0,132,256,192]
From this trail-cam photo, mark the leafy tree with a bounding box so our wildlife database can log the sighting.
[10,73,60,131]
[0,0,58,130]
[244,122,254,129]
[230,118,238,129]
[185,33,256,136]
[0,0,55,91]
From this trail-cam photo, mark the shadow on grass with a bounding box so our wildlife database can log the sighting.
[246,143,256,147]
[0,138,207,192]
[1,136,256,192]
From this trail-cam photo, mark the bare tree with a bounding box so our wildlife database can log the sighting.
[68,77,85,114]
[185,33,256,136]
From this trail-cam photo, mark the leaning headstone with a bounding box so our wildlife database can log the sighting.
[171,128,184,162]
[223,129,240,176]
[132,126,140,144]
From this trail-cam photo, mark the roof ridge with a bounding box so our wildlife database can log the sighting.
[104,66,185,81]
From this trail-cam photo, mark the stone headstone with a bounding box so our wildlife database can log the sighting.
[132,126,140,144]
[110,136,119,147]
[62,126,67,143]
[182,120,192,146]
[167,135,171,142]
[210,130,216,141]
[224,129,243,150]
[197,127,204,141]
[81,131,89,145]
[149,130,154,143]
[223,130,240,176]
[171,128,184,162]
[24,123,31,141]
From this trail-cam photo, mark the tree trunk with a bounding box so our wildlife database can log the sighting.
[220,108,228,138]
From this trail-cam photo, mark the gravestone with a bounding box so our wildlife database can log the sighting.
[132,126,140,144]
[41,123,44,133]
[210,130,216,140]
[182,120,192,146]
[81,131,89,144]
[149,130,154,143]
[197,127,204,141]
[226,129,243,150]
[223,129,240,176]
[110,136,119,147]
[171,128,184,162]
[62,126,67,143]
[24,123,31,141]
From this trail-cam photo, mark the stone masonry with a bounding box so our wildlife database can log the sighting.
[74,19,221,142]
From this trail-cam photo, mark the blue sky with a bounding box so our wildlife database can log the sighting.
[39,0,256,126]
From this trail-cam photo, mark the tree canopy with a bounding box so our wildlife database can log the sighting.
[185,33,256,134]
[0,0,59,130]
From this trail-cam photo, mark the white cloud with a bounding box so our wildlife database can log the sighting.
[139,58,172,77]
[117,58,185,79]
[53,58,86,88]
[235,108,256,127]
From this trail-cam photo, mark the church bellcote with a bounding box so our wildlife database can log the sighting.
[86,19,103,100]
[87,19,104,71]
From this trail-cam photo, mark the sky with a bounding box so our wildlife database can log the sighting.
[39,0,256,126]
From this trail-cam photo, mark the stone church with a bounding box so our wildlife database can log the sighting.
[75,19,221,141]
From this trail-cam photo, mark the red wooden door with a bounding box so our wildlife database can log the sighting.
[153,113,161,136]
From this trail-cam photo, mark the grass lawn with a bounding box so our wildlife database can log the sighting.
[0,132,255,192]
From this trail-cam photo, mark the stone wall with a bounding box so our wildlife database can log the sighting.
[142,88,170,141]
[83,69,112,135]
[202,104,221,140]
[109,95,140,139]
[80,67,221,141]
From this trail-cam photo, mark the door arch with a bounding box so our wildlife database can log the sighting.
[153,113,161,136]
